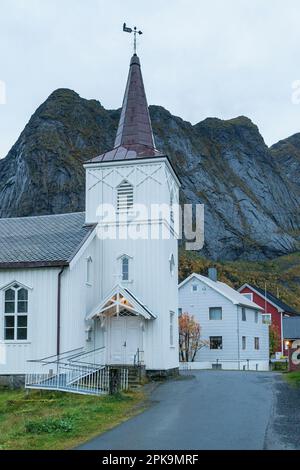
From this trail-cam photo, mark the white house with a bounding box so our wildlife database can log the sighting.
[178,269,269,371]
[0,53,180,393]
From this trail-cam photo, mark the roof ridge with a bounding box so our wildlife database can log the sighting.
[0,211,85,222]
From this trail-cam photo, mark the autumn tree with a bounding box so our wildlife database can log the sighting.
[269,323,281,357]
[179,312,208,362]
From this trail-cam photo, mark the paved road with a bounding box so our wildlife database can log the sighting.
[78,371,282,450]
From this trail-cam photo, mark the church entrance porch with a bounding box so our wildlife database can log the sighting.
[86,284,156,368]
[108,315,143,365]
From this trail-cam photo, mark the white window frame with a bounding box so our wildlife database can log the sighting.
[86,256,93,286]
[254,337,260,350]
[262,313,272,324]
[241,307,247,321]
[210,336,223,350]
[209,307,222,321]
[117,254,133,284]
[242,292,253,302]
[242,336,246,350]
[254,310,258,323]
[169,254,175,276]
[192,284,198,293]
[116,180,134,213]
[3,284,29,343]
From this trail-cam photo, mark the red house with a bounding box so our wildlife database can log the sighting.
[238,284,299,356]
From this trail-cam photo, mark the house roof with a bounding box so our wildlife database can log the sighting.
[0,212,96,268]
[239,283,299,315]
[87,54,163,164]
[283,317,300,339]
[179,273,263,310]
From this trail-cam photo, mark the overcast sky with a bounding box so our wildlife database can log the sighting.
[1,0,300,158]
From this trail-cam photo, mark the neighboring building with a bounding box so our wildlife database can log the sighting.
[178,270,269,371]
[0,52,180,392]
[238,284,300,356]
[283,317,300,349]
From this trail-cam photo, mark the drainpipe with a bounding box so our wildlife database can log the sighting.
[280,312,284,356]
[57,266,65,357]
[237,306,240,370]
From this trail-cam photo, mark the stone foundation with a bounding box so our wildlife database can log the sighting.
[0,375,25,390]
[146,367,179,381]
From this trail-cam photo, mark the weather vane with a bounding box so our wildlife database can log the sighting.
[123,23,143,55]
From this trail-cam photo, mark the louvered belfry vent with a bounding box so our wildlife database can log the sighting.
[117,181,134,212]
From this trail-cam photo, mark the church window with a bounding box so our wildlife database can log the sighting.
[122,256,129,281]
[170,311,175,346]
[86,256,93,285]
[4,284,28,341]
[169,254,175,276]
[117,181,134,212]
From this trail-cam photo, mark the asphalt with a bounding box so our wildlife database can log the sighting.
[78,371,286,450]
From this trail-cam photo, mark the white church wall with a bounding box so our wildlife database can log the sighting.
[85,157,180,371]
[0,267,60,375]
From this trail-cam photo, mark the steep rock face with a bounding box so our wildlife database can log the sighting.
[0,89,118,217]
[0,89,299,260]
[270,133,300,189]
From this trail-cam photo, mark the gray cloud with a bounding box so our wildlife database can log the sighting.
[0,0,300,158]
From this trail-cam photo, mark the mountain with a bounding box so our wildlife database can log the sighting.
[0,88,299,261]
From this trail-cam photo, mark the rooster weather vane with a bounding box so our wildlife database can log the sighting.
[123,23,143,55]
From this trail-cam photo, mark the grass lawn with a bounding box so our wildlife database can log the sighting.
[284,371,300,388]
[0,388,146,450]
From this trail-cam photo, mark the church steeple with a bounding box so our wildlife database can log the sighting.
[88,53,163,163]
[114,54,156,155]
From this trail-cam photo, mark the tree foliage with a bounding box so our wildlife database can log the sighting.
[179,312,208,362]
[269,323,281,356]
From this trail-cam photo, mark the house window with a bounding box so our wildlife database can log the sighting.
[122,257,129,281]
[262,314,272,324]
[169,254,175,276]
[254,311,258,323]
[170,311,175,346]
[210,336,222,350]
[242,336,246,350]
[86,256,93,285]
[192,284,198,292]
[117,180,133,212]
[242,308,247,321]
[209,307,222,320]
[4,285,28,341]
[242,292,253,302]
[178,308,182,316]
[254,337,260,350]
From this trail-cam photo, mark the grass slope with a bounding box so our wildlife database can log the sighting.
[0,389,145,450]
[179,250,300,311]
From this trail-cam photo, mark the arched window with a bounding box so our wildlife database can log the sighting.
[4,284,28,341]
[122,257,129,281]
[169,254,175,276]
[117,180,134,212]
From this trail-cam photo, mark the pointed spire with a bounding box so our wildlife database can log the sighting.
[88,54,164,163]
[113,54,157,156]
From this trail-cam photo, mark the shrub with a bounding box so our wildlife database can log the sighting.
[25,416,73,434]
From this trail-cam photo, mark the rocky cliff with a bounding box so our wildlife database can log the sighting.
[0,88,299,260]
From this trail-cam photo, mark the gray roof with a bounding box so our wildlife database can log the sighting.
[0,212,95,268]
[283,317,300,339]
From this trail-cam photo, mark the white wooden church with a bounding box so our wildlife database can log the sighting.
[0,53,180,394]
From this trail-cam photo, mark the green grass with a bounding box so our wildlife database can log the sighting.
[0,388,146,450]
[284,371,300,388]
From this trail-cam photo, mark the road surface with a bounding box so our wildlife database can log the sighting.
[78,371,295,450]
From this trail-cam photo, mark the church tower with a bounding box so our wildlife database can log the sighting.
[84,53,180,374]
